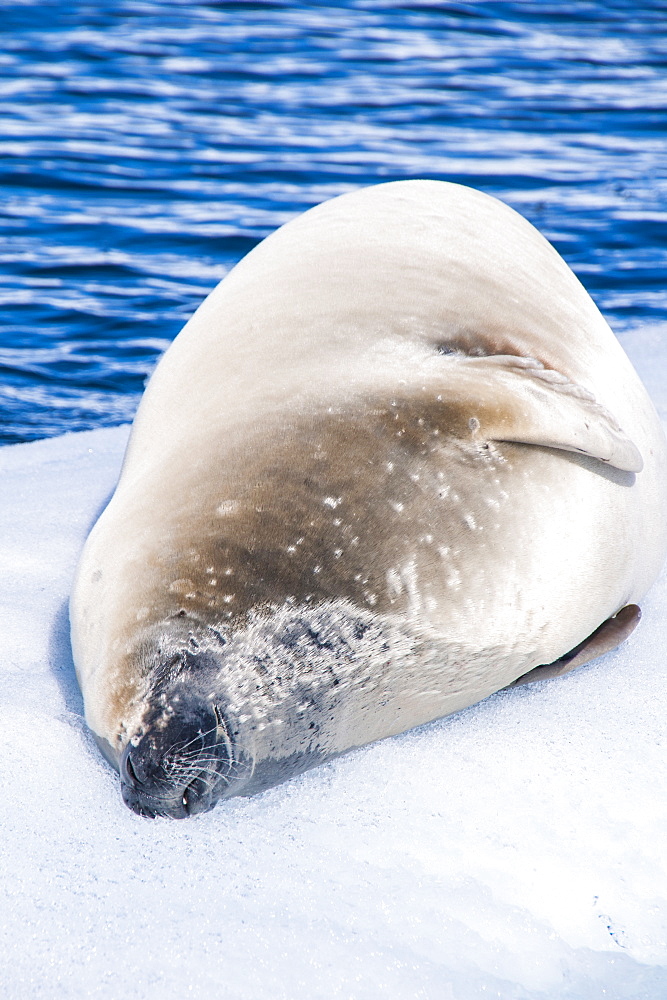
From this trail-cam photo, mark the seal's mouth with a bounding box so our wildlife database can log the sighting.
[119,703,235,819]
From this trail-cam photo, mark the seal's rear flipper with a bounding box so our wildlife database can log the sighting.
[434,354,643,473]
[510,604,641,687]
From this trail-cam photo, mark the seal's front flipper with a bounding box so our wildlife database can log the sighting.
[510,604,641,687]
[435,354,643,473]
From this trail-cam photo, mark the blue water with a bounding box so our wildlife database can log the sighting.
[1,1,666,444]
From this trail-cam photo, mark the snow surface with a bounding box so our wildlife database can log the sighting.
[1,328,667,1000]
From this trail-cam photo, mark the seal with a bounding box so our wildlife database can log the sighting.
[70,180,667,818]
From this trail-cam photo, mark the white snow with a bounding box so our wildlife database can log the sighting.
[1,328,667,999]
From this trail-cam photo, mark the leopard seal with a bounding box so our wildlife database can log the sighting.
[69,180,667,818]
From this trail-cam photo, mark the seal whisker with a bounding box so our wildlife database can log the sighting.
[170,722,221,755]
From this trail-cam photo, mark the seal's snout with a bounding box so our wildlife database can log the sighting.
[120,703,232,819]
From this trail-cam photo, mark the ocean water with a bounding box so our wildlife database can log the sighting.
[1,0,667,444]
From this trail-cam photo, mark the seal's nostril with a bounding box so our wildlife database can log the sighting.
[124,753,138,785]
[181,773,214,816]
[121,744,150,788]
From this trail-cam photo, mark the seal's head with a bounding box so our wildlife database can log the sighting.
[113,642,244,819]
[110,603,383,817]
[119,699,234,818]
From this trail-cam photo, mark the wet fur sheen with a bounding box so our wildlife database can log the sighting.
[70,181,667,817]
